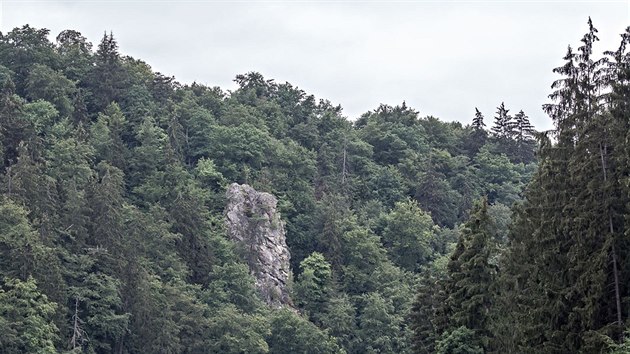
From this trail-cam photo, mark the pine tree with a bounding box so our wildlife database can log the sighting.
[501,19,630,352]
[472,108,485,130]
[0,78,26,167]
[490,102,511,139]
[0,277,59,353]
[410,263,448,354]
[513,110,536,163]
[490,102,522,160]
[295,252,333,324]
[464,108,488,157]
[442,198,495,351]
[88,32,124,111]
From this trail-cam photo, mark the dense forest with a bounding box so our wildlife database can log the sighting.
[0,18,628,353]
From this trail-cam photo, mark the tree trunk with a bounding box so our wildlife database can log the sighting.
[600,143,623,333]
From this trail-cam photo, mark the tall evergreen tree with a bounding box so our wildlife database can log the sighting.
[465,108,488,157]
[472,108,485,130]
[0,277,59,354]
[512,110,536,163]
[441,198,495,351]
[490,102,512,139]
[88,32,124,111]
[500,19,630,352]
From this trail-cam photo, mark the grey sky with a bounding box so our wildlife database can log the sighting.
[2,1,628,131]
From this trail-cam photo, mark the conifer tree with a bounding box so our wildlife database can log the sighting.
[465,108,488,157]
[490,102,511,139]
[410,262,448,354]
[513,110,536,163]
[295,252,333,324]
[0,277,59,354]
[501,19,630,352]
[88,32,124,111]
[472,108,485,130]
[442,198,495,351]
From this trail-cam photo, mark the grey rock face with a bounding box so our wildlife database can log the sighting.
[225,183,292,308]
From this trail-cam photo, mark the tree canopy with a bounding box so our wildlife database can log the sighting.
[11,20,630,354]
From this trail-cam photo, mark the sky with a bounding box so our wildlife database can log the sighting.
[1,1,628,131]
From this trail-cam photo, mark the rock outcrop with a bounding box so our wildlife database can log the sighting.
[225,183,292,308]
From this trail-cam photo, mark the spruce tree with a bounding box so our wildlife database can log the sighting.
[472,108,485,130]
[466,108,488,157]
[490,102,520,159]
[490,102,512,139]
[513,110,536,163]
[442,198,495,351]
[500,19,630,352]
[88,32,124,111]
[0,277,59,354]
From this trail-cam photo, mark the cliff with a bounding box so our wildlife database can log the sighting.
[225,183,292,308]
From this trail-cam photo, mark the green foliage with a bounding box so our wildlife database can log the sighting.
[410,253,453,354]
[494,19,630,353]
[0,277,59,354]
[295,252,333,323]
[0,198,55,282]
[607,330,630,353]
[205,262,262,313]
[358,292,412,354]
[435,326,484,354]
[89,102,128,169]
[55,30,93,82]
[381,199,437,272]
[0,24,545,354]
[267,309,344,354]
[69,270,129,352]
[320,294,358,351]
[0,25,59,96]
[88,32,125,111]
[438,198,495,351]
[206,305,270,353]
[25,64,76,117]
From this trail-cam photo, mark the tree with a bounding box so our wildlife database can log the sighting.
[442,198,495,351]
[355,103,428,166]
[25,64,76,117]
[381,199,437,272]
[0,25,59,95]
[0,77,26,166]
[320,294,358,352]
[435,326,483,354]
[499,18,630,352]
[295,252,333,323]
[204,262,262,313]
[340,227,389,295]
[410,259,450,354]
[88,32,124,111]
[89,102,128,170]
[67,266,130,353]
[0,23,556,354]
[55,29,93,82]
[413,167,460,228]
[472,108,485,130]
[0,276,59,353]
[512,110,536,163]
[266,309,344,354]
[358,292,411,354]
[0,198,54,281]
[463,108,488,157]
[490,102,512,139]
[206,305,270,354]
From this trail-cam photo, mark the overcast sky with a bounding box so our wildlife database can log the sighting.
[1,1,628,131]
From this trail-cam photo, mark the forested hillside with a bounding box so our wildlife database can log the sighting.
[0,19,626,354]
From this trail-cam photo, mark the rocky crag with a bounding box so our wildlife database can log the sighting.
[225,183,292,308]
